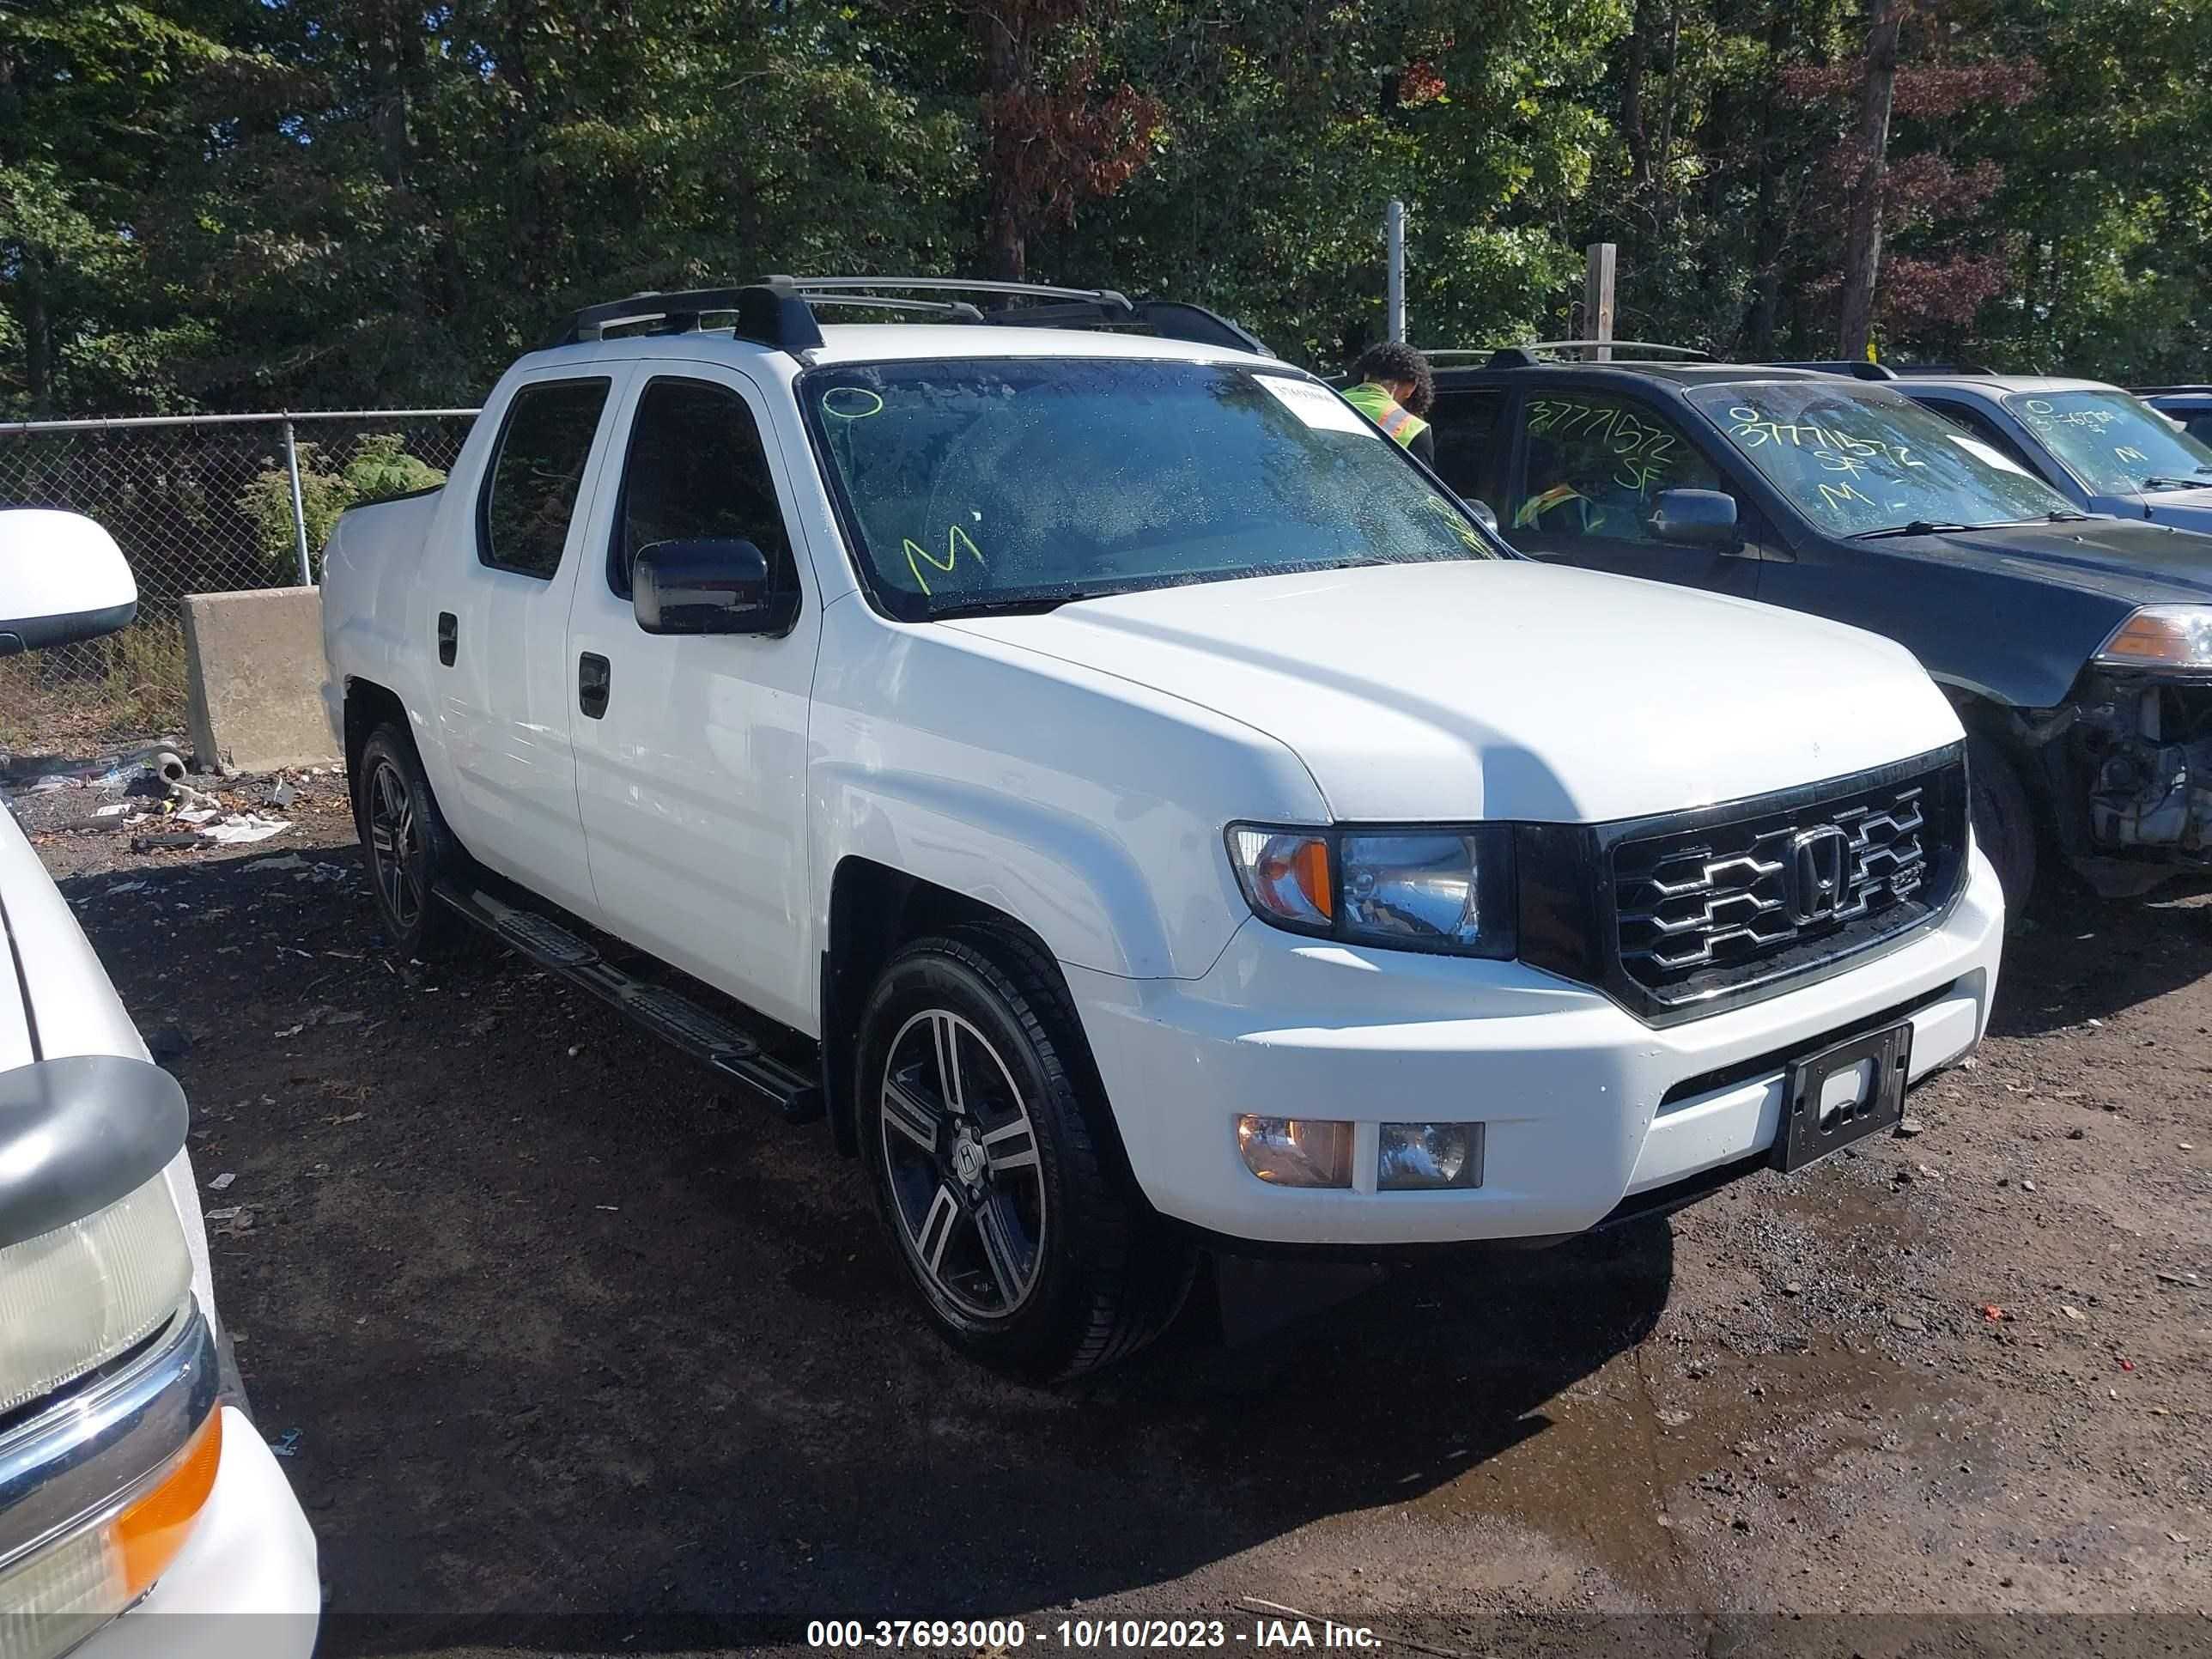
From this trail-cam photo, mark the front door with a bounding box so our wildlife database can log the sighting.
[1504,390,1765,600]
[567,369,822,1032]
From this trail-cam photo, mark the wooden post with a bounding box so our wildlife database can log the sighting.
[1584,244,1617,362]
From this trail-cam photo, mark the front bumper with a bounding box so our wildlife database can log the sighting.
[1069,845,2003,1246]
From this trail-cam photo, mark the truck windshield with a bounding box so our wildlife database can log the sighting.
[1687,381,2073,538]
[801,358,1497,618]
[2003,388,2212,495]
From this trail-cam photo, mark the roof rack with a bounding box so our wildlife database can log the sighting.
[2133,385,2212,397]
[1765,359,1899,381]
[545,276,1273,358]
[1477,340,1711,368]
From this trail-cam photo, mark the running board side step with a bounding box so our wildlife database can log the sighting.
[437,883,823,1123]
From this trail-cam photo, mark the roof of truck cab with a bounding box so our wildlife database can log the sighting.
[1891,373,2120,398]
[516,322,1279,375]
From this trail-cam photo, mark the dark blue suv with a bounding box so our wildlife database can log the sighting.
[1421,347,2212,908]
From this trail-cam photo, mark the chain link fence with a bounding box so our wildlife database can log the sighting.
[0,410,477,757]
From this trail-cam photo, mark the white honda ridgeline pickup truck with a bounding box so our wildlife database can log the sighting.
[320,277,2004,1379]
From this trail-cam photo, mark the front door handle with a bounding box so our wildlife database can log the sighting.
[578,653,611,719]
[437,612,457,666]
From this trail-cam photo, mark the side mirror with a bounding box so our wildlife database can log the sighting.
[1644,488,1743,552]
[0,509,137,657]
[633,538,793,635]
[1465,499,1501,535]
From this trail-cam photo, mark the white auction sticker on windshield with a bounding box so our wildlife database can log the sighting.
[1258,375,1378,436]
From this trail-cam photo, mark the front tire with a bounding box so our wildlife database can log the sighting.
[351,724,471,960]
[1966,733,2037,916]
[857,928,1193,1381]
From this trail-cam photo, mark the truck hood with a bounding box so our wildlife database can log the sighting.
[1911,514,2212,605]
[942,561,1961,823]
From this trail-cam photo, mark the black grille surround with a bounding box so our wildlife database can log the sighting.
[1515,744,1970,1028]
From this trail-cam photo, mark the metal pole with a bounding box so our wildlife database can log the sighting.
[1386,199,1407,344]
[1584,243,1617,362]
[282,418,313,587]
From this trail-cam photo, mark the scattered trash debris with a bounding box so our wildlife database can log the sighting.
[247,854,308,873]
[1982,1304,2006,1322]
[2154,1270,2202,1286]
[2087,1017,2104,1027]
[327,1112,366,1126]
[271,780,299,811]
[2061,1305,2084,1322]
[275,1024,305,1038]
[205,1206,242,1222]
[1896,1116,1924,1138]
[208,1172,236,1192]
[269,1429,301,1458]
[200,812,291,846]
[2021,1178,2037,1193]
[2118,1358,2136,1372]
[103,879,148,896]
[93,802,131,819]
[131,831,201,852]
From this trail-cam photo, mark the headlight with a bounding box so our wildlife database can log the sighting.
[2094,605,2212,670]
[1226,824,1516,957]
[0,1408,222,1659]
[0,1174,194,1415]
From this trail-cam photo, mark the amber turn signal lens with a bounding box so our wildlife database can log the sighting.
[114,1408,222,1600]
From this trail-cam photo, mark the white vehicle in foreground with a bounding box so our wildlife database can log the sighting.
[320,277,2005,1379]
[1,511,319,1656]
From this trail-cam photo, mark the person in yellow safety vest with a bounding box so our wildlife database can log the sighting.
[1342,342,1437,465]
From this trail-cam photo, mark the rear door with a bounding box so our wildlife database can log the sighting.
[432,368,626,918]
[566,368,821,1031]
[1502,388,1765,600]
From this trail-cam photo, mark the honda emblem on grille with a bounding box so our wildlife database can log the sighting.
[1787,825,1850,924]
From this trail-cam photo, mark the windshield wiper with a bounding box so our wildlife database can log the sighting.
[2141,475,2212,491]
[1849,520,1980,541]
[2045,509,2097,522]
[927,591,1099,620]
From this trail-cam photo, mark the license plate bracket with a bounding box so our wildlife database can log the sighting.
[1774,1020,1914,1172]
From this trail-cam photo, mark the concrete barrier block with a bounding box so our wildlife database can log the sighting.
[181,586,338,775]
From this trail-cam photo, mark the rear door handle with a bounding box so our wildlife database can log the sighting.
[578,653,611,719]
[437,612,457,666]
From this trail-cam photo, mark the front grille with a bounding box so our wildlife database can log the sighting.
[1605,747,1967,1017]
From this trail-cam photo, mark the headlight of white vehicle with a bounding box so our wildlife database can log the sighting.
[2094,605,2212,671]
[1226,824,1517,957]
[0,1175,194,1416]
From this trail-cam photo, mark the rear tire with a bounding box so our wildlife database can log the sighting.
[352,723,471,961]
[856,927,1194,1381]
[1967,733,2037,916]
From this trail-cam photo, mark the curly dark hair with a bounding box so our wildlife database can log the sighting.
[1352,342,1435,416]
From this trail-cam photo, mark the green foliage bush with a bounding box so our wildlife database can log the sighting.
[240,434,445,580]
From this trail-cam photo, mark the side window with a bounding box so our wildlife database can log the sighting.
[1919,399,2038,475]
[479,379,612,579]
[1512,393,1720,543]
[610,377,798,600]
[1428,389,1504,501]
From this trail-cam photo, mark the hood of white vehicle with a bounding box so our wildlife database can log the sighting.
[944,560,1962,823]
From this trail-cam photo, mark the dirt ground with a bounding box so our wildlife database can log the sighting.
[17,766,2212,1658]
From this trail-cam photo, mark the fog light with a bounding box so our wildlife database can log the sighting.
[1379,1122,1484,1190]
[1236,1115,1353,1188]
